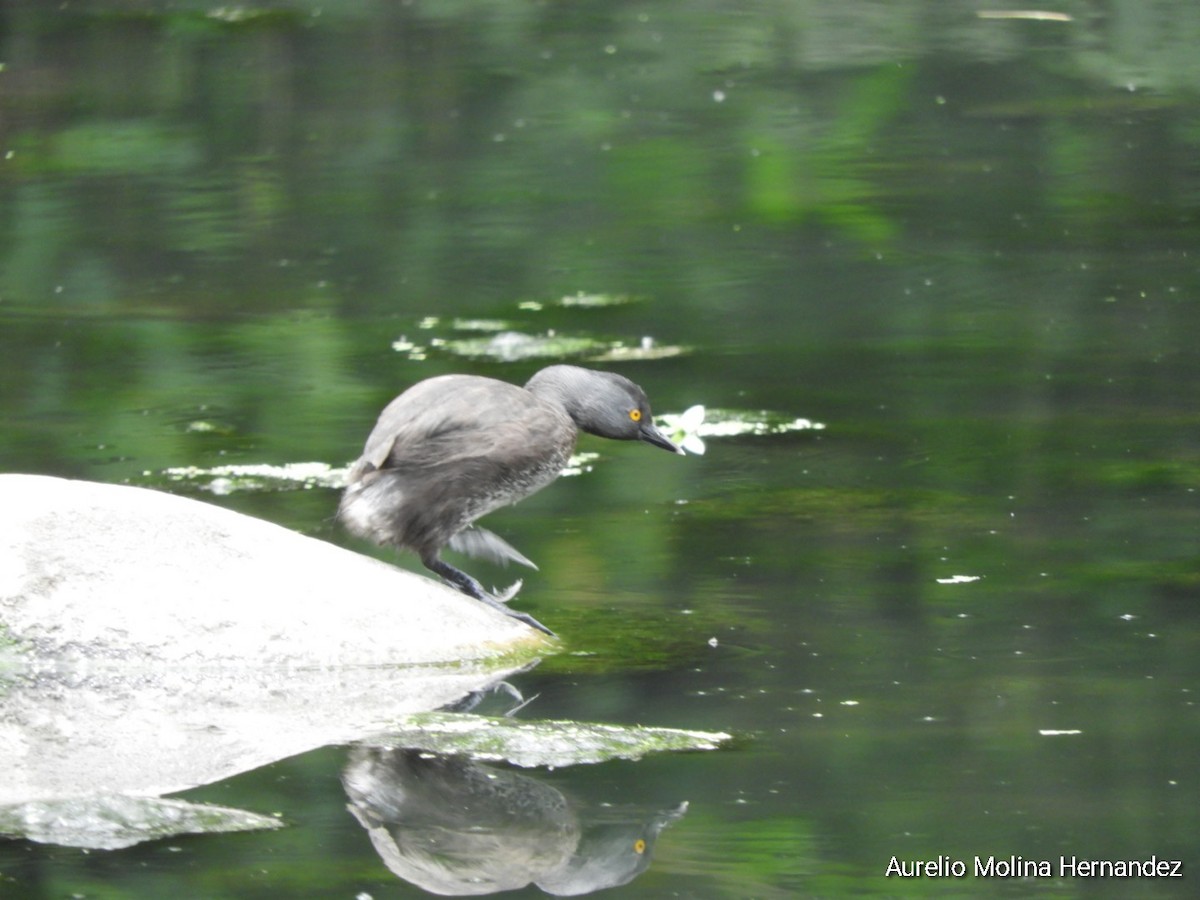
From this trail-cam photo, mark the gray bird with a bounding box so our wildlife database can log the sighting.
[339,365,683,635]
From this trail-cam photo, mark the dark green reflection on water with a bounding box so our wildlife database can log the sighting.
[3,0,1200,897]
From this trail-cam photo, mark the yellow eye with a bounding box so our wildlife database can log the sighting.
[629,409,642,422]
[633,838,646,854]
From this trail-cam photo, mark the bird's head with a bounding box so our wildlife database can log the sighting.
[526,365,684,455]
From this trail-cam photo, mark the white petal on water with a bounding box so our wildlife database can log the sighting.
[679,404,706,429]
[659,404,707,454]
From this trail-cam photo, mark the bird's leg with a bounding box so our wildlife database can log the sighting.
[423,554,555,637]
[423,554,489,600]
[440,681,539,716]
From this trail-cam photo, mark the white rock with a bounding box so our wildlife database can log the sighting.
[0,475,550,810]
[0,474,548,668]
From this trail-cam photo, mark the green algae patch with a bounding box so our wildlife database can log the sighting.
[367,712,732,768]
[0,795,283,851]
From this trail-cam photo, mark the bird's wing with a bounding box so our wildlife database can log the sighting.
[363,377,563,472]
[358,379,491,469]
[447,526,538,569]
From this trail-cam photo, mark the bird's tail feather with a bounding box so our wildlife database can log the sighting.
[447,526,538,570]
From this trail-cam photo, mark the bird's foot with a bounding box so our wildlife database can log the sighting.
[497,604,555,638]
[499,683,540,716]
[475,592,554,643]
[425,558,554,637]
[477,587,553,636]
[441,680,539,716]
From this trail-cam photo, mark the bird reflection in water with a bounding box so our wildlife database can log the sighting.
[342,745,687,896]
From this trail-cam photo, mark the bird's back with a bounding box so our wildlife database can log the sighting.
[339,375,576,556]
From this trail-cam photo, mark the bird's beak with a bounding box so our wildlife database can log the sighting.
[640,421,686,455]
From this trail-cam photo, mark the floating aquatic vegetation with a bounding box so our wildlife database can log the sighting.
[414,316,512,332]
[690,408,826,438]
[153,412,818,494]
[394,329,602,363]
[560,451,600,477]
[157,451,607,494]
[396,326,690,364]
[366,711,731,768]
[385,281,692,364]
[391,294,688,364]
[390,336,428,361]
[558,291,637,308]
[586,335,689,362]
[450,318,512,332]
[0,795,283,851]
[158,461,347,494]
[438,331,602,362]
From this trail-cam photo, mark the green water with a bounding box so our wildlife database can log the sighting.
[2,2,1199,897]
